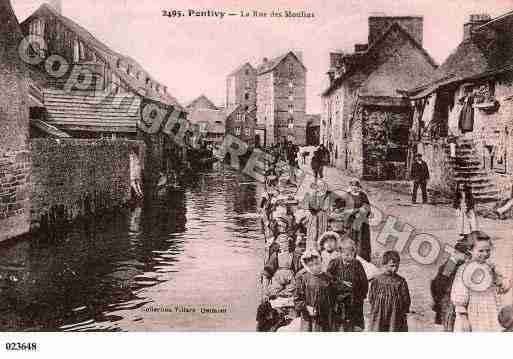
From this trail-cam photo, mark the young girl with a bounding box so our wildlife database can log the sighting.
[451,230,511,332]
[294,250,334,331]
[326,238,368,331]
[266,251,296,300]
[453,183,478,237]
[369,251,411,332]
[318,231,341,272]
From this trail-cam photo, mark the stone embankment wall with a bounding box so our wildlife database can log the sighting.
[30,139,145,231]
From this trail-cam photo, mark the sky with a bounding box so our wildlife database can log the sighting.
[11,0,513,113]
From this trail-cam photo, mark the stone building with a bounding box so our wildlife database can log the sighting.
[187,94,218,112]
[226,62,257,111]
[406,12,513,202]
[256,51,307,146]
[0,0,32,242]
[224,105,257,147]
[321,16,437,180]
[19,1,187,190]
[188,108,226,146]
[306,114,321,146]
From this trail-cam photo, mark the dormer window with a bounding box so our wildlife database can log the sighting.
[117,59,122,69]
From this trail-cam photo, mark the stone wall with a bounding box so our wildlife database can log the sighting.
[30,138,145,230]
[418,138,455,196]
[0,0,31,243]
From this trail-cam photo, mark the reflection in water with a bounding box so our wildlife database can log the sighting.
[0,166,263,331]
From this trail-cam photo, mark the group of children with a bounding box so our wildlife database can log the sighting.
[260,206,412,332]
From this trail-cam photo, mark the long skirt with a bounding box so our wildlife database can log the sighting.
[306,211,328,250]
[351,222,372,262]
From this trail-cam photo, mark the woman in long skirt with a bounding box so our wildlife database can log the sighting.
[346,179,372,262]
[305,182,332,250]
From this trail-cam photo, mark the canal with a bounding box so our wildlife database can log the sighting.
[0,165,264,331]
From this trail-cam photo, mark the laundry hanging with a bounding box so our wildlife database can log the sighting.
[448,102,463,136]
[458,94,475,133]
[420,94,436,136]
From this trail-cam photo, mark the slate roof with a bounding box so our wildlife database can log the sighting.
[408,11,513,98]
[30,119,71,138]
[22,4,184,111]
[187,108,226,134]
[257,51,306,75]
[322,22,437,97]
[228,62,255,77]
[186,95,218,111]
[43,89,141,133]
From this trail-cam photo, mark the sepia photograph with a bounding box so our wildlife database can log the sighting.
[1,0,513,352]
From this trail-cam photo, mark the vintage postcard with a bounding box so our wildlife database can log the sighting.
[1,0,513,345]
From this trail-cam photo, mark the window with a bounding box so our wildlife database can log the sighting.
[245,128,251,137]
[244,92,250,100]
[235,127,241,136]
[288,81,294,88]
[288,104,294,114]
[236,113,242,122]
[288,118,294,129]
[289,63,293,75]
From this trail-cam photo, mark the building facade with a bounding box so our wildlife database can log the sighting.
[224,105,257,147]
[321,16,437,180]
[407,12,513,202]
[226,62,257,110]
[256,51,307,146]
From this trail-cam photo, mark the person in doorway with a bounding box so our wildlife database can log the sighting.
[453,183,478,237]
[411,153,430,204]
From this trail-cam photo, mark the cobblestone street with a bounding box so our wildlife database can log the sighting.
[298,155,513,331]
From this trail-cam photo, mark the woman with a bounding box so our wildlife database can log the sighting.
[305,182,332,250]
[453,183,478,237]
[346,180,372,262]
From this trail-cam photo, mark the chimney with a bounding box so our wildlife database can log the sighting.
[354,44,368,53]
[329,52,344,68]
[368,16,424,45]
[0,0,32,241]
[46,0,62,14]
[463,14,491,41]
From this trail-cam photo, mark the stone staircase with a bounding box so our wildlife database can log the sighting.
[449,138,498,203]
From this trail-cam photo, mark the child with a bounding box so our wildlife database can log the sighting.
[263,233,293,282]
[326,238,368,331]
[318,231,341,272]
[430,238,471,331]
[292,234,307,275]
[266,251,296,300]
[451,230,511,332]
[369,250,411,332]
[498,305,513,332]
[294,250,334,331]
[453,183,478,237]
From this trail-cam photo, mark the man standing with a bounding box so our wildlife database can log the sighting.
[411,153,430,204]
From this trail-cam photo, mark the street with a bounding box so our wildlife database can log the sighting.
[298,151,513,331]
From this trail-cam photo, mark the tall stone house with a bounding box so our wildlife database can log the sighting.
[224,105,257,147]
[406,12,513,203]
[321,16,437,180]
[225,62,258,146]
[226,62,257,111]
[256,51,307,146]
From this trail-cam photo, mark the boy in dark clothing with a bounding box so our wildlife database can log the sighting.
[326,238,368,331]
